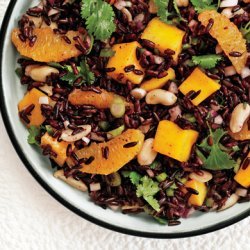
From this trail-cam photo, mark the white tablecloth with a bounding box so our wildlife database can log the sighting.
[0,1,249,249]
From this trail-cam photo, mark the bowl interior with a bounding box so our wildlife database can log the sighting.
[1,0,249,238]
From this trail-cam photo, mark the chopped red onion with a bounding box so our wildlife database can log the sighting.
[235,188,248,197]
[90,183,101,192]
[214,115,223,125]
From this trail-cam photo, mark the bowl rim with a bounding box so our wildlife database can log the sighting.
[0,0,249,239]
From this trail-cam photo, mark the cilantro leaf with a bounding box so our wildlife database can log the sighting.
[79,60,95,84]
[190,0,216,13]
[27,126,40,146]
[173,0,186,22]
[198,128,236,170]
[81,0,116,41]
[61,71,77,85]
[144,196,160,212]
[192,55,223,69]
[129,172,142,186]
[204,145,236,170]
[154,0,172,24]
[136,176,160,211]
[240,21,250,43]
[121,171,141,185]
[100,48,116,57]
[123,173,160,211]
[61,59,95,86]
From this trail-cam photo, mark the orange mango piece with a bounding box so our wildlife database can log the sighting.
[185,179,207,206]
[179,67,221,106]
[68,88,130,109]
[153,120,199,162]
[106,42,144,84]
[229,119,250,141]
[198,10,247,74]
[141,68,176,91]
[69,88,115,109]
[41,133,73,167]
[234,152,250,188]
[141,18,185,62]
[18,88,50,127]
[68,129,145,175]
[12,28,82,62]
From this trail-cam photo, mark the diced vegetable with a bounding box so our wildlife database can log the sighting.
[153,120,199,162]
[18,88,51,127]
[41,132,73,167]
[234,152,250,188]
[110,96,126,118]
[105,172,122,187]
[108,125,125,138]
[185,179,207,206]
[140,68,176,91]
[166,188,175,197]
[106,41,145,84]
[179,67,221,106]
[141,18,185,62]
[156,172,168,182]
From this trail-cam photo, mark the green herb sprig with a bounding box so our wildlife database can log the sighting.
[81,0,116,41]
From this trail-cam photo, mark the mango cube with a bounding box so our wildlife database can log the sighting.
[141,18,185,62]
[153,120,199,162]
[185,179,207,206]
[234,152,250,188]
[106,41,144,84]
[41,132,73,167]
[18,88,50,127]
[141,68,175,91]
[179,68,221,106]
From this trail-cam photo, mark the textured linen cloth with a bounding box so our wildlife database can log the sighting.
[0,1,249,249]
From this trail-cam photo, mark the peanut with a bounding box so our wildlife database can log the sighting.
[230,103,250,133]
[130,88,147,100]
[137,138,158,166]
[25,65,59,82]
[146,89,177,106]
[54,170,88,192]
[189,170,213,183]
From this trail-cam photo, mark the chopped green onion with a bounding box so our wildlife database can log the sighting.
[205,198,214,208]
[232,145,240,152]
[149,160,160,169]
[99,121,110,131]
[170,183,178,189]
[110,97,125,118]
[183,113,197,123]
[166,188,175,197]
[105,172,121,187]
[182,44,191,50]
[156,172,168,182]
[108,125,125,138]
[45,125,54,136]
[234,158,241,173]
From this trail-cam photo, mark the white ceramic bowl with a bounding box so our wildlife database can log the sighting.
[0,0,249,238]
